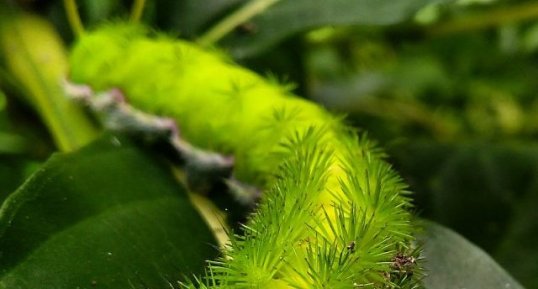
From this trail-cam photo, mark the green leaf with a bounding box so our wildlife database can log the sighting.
[420,221,525,289]
[0,134,218,289]
[154,0,242,37]
[0,158,38,205]
[219,0,455,57]
[0,10,97,151]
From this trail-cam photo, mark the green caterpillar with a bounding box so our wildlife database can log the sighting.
[68,24,417,289]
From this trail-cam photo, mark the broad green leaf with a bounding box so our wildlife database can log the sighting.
[219,0,456,57]
[0,134,218,289]
[420,221,525,289]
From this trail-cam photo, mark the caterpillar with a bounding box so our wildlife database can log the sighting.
[68,24,418,289]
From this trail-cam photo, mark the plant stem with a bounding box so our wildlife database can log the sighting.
[197,0,281,46]
[63,0,84,37]
[130,0,146,23]
[427,1,538,36]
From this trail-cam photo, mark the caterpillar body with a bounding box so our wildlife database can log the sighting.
[69,24,417,289]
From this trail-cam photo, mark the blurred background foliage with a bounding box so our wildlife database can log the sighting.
[1,0,538,287]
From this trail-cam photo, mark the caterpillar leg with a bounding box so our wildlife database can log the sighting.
[63,80,260,204]
[62,79,94,102]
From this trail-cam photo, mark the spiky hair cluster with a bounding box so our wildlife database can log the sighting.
[69,24,420,288]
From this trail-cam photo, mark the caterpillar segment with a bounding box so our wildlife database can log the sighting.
[68,24,418,289]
